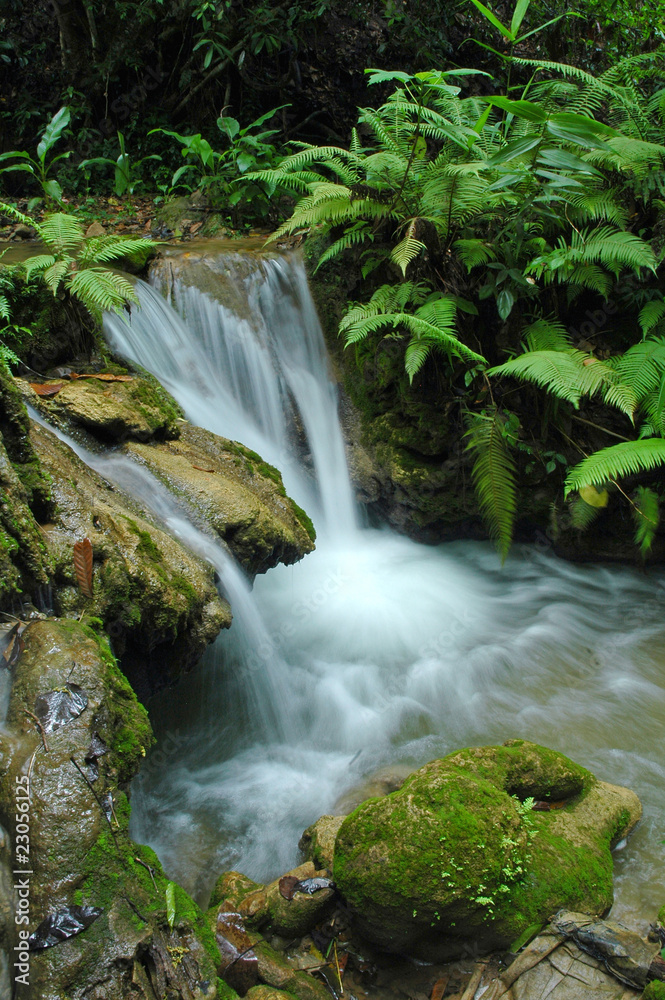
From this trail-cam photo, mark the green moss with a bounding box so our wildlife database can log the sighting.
[291,501,316,542]
[642,983,665,1000]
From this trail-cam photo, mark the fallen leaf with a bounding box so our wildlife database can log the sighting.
[191,464,215,473]
[29,382,65,397]
[73,538,94,598]
[69,373,133,382]
[34,684,88,734]
[84,732,109,780]
[28,905,102,950]
[430,976,450,1000]
[1,622,26,667]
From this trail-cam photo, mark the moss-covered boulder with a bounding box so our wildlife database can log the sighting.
[333,740,641,959]
[123,422,315,575]
[0,619,223,1000]
[22,373,181,442]
[29,420,230,693]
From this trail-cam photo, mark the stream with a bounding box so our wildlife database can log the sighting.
[96,243,665,931]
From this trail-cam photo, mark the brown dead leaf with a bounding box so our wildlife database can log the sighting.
[191,464,215,473]
[30,382,65,397]
[279,875,300,901]
[73,538,94,598]
[69,373,133,382]
[431,975,450,1000]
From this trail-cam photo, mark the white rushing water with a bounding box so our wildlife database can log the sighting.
[102,245,665,926]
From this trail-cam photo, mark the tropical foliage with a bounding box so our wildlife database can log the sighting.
[246,31,665,558]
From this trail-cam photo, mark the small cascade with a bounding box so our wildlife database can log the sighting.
[104,249,357,539]
[94,243,665,923]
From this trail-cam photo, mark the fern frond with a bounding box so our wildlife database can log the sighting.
[78,236,153,266]
[564,438,665,495]
[39,213,84,253]
[522,318,571,352]
[454,238,497,271]
[489,350,589,406]
[466,409,518,562]
[638,299,665,336]
[569,495,603,531]
[22,255,57,282]
[632,485,659,557]
[315,224,373,270]
[42,259,69,295]
[390,235,425,276]
[66,267,139,316]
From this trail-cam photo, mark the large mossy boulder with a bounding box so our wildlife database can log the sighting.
[333,740,641,959]
[123,422,315,575]
[0,619,224,1000]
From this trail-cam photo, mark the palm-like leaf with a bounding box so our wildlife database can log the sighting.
[632,485,660,557]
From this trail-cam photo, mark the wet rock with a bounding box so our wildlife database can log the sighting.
[28,374,181,442]
[216,910,260,994]
[264,863,335,939]
[210,871,266,917]
[246,987,298,1000]
[0,618,220,1000]
[496,938,640,1000]
[254,940,332,1000]
[28,420,230,692]
[299,816,344,870]
[333,740,641,959]
[551,911,660,989]
[123,422,315,574]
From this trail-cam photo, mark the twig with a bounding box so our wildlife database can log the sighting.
[460,960,488,1000]
[69,756,119,847]
[570,414,632,442]
[134,856,157,890]
[334,940,344,995]
[23,710,49,752]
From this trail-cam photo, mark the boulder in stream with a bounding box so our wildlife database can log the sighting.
[0,618,222,1000]
[332,740,642,959]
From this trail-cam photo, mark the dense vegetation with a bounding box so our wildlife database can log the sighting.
[2,0,665,559]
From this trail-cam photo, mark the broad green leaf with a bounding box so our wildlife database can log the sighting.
[37,106,71,162]
[579,484,609,508]
[537,148,602,175]
[489,136,541,164]
[486,97,548,122]
[469,0,513,39]
[497,288,515,320]
[166,882,176,930]
[510,0,531,37]
[218,116,240,140]
[43,178,64,203]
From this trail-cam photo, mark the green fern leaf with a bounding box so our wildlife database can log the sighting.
[391,235,425,276]
[489,350,588,406]
[466,409,518,562]
[638,299,665,336]
[39,213,84,253]
[565,439,665,495]
[22,255,57,282]
[66,267,139,317]
[632,485,659,557]
[569,495,603,531]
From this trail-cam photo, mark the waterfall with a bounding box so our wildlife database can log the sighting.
[104,250,357,540]
[96,245,665,924]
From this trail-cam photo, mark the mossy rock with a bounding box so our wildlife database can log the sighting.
[333,740,641,959]
[643,983,665,1000]
[0,619,221,999]
[124,422,315,575]
[37,374,181,442]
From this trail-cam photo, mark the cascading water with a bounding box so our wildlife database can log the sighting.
[101,244,665,926]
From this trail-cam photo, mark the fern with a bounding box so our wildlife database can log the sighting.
[632,485,660,556]
[565,439,665,495]
[466,409,518,562]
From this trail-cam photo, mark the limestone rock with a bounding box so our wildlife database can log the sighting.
[29,420,230,692]
[299,816,344,870]
[0,619,220,1000]
[124,422,315,575]
[333,740,641,959]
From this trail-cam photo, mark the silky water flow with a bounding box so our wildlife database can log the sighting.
[97,244,665,925]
